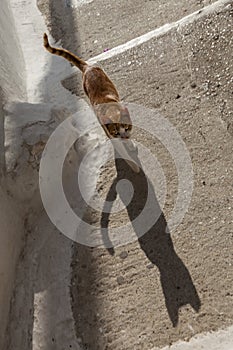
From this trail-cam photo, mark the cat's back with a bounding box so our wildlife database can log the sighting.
[83,65,119,104]
[84,65,111,86]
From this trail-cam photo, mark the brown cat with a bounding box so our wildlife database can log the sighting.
[43,33,132,139]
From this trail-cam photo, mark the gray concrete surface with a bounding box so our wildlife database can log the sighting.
[0,1,26,347]
[0,187,25,350]
[63,1,233,349]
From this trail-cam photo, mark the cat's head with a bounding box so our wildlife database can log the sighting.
[106,121,132,139]
[96,103,132,139]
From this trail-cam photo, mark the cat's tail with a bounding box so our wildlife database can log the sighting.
[43,33,88,73]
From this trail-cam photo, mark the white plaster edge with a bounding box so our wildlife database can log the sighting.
[151,325,233,350]
[88,0,232,64]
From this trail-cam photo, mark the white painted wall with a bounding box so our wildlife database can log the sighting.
[0,0,26,101]
[0,0,84,347]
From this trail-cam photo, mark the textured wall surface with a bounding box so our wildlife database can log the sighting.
[0,1,26,347]
[0,0,26,101]
[0,188,24,349]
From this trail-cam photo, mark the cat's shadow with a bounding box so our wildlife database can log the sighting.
[101,150,201,326]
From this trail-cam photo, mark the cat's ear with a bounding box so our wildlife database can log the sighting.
[99,116,112,126]
[121,107,131,124]
[123,106,129,113]
[121,106,130,117]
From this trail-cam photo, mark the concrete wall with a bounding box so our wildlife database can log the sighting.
[0,187,24,349]
[0,0,26,347]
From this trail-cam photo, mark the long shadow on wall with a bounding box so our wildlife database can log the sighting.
[101,152,201,327]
